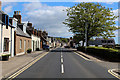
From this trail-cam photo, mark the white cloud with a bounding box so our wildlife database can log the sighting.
[1,0,120,2]
[74,0,119,2]
[1,0,40,2]
[4,6,12,13]
[23,2,73,38]
[105,2,114,4]
[112,9,120,21]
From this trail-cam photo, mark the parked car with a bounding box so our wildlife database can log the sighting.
[43,45,50,51]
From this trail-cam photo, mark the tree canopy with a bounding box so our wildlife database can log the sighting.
[63,2,119,46]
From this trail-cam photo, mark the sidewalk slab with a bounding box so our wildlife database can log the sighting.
[1,51,44,79]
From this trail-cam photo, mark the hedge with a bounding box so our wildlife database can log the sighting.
[77,46,120,62]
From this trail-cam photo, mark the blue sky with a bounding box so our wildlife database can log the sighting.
[2,2,119,44]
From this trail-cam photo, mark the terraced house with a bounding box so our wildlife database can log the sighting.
[13,11,32,56]
[27,22,41,51]
[0,10,15,57]
[27,22,48,51]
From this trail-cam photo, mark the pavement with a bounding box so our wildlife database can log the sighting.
[1,50,46,79]
[3,47,120,80]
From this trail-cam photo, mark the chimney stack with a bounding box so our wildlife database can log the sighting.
[13,11,22,24]
[27,21,32,28]
[0,1,1,10]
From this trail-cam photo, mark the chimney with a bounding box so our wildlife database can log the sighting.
[27,21,32,28]
[13,11,22,24]
[0,1,1,10]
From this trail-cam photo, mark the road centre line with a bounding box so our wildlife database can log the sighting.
[60,48,64,74]
[61,64,64,74]
[61,58,63,63]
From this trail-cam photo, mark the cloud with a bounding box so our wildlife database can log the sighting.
[1,0,40,2]
[22,2,73,38]
[112,9,120,21]
[74,0,119,2]
[1,0,120,2]
[105,2,114,4]
[4,6,13,13]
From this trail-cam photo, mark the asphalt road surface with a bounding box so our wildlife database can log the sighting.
[8,48,119,80]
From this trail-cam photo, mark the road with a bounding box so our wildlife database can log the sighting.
[7,48,119,80]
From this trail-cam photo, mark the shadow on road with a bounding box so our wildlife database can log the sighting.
[50,49,76,52]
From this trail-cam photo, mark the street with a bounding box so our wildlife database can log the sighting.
[4,48,118,80]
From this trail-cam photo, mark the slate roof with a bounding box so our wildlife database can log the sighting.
[88,40,102,45]
[16,27,31,38]
[0,20,3,24]
[88,38,115,45]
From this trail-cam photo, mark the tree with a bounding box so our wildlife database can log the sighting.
[63,2,119,46]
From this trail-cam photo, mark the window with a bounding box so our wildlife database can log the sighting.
[4,38,9,52]
[20,39,22,49]
[38,41,39,47]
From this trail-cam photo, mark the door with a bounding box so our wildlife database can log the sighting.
[4,38,9,52]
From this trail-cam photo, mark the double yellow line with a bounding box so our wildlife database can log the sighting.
[5,52,49,80]
[74,52,91,61]
[108,69,120,79]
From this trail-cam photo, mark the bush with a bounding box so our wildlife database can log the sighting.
[27,48,32,53]
[2,54,11,56]
[36,48,40,51]
[77,46,120,61]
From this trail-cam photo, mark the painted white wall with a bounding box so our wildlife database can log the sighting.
[12,18,17,28]
[0,24,2,54]
[31,35,40,51]
[48,37,52,47]
[23,23,27,33]
[11,28,15,57]
[1,25,15,57]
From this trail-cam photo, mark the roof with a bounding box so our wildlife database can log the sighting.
[95,38,114,40]
[16,27,31,38]
[88,40,102,45]
[0,20,3,24]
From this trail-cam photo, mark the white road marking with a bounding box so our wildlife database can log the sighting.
[61,54,63,58]
[61,58,63,63]
[61,64,64,74]
[108,69,120,79]
[60,48,64,74]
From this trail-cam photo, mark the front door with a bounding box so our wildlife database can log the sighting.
[4,38,9,52]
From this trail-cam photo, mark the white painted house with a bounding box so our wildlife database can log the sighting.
[26,23,41,51]
[0,11,15,57]
[31,35,41,51]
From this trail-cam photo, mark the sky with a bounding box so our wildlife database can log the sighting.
[1,0,120,44]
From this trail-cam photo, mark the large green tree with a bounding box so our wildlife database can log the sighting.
[63,2,119,46]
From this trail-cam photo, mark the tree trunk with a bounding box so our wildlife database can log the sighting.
[82,40,85,47]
